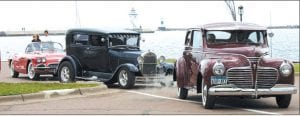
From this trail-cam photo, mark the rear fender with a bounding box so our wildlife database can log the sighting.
[175,57,187,88]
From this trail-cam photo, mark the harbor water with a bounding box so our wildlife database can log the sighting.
[0,29,299,62]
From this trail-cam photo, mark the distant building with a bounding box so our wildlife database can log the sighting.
[157,18,166,31]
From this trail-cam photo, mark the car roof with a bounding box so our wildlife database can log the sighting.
[190,22,267,31]
[66,28,140,35]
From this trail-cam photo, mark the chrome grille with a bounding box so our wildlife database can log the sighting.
[226,67,253,88]
[247,57,260,63]
[256,67,278,88]
[141,52,157,74]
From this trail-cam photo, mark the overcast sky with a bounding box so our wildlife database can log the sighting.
[0,1,298,31]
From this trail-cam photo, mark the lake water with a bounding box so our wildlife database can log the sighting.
[0,29,299,62]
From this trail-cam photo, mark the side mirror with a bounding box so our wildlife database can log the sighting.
[268,32,274,38]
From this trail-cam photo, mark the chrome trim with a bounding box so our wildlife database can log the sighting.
[256,66,278,89]
[208,84,297,96]
[226,66,253,88]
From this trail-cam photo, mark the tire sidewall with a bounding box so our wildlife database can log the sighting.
[58,61,76,83]
[118,67,135,89]
[10,61,19,78]
[27,62,39,80]
[276,95,291,108]
[202,77,215,109]
[177,87,188,99]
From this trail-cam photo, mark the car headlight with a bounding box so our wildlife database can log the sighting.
[158,56,166,63]
[137,56,144,64]
[37,57,47,63]
[213,60,225,76]
[280,60,292,77]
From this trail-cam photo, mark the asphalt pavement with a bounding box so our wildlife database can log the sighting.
[0,61,299,115]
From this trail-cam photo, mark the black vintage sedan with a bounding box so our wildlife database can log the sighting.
[57,28,173,88]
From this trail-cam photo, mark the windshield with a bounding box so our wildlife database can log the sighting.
[31,42,64,53]
[108,34,140,47]
[206,30,265,45]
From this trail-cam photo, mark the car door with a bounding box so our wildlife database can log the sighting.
[16,44,33,73]
[85,34,108,72]
[183,30,203,86]
[69,33,91,70]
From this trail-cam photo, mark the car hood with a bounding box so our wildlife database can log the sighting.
[109,50,141,59]
[205,46,268,57]
[32,52,65,62]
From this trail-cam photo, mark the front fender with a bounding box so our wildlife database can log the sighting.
[58,55,82,76]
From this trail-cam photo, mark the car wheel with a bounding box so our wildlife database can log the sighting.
[177,87,188,99]
[276,95,291,108]
[58,61,76,83]
[27,62,40,80]
[10,61,19,78]
[202,77,216,109]
[118,67,135,89]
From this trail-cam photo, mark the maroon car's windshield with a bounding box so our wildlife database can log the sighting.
[31,42,64,53]
[206,30,266,45]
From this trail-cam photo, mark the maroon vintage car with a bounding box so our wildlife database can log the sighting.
[8,42,65,80]
[0,50,1,72]
[174,22,297,109]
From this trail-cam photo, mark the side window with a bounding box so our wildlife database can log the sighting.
[185,31,192,46]
[89,35,106,46]
[192,31,202,48]
[248,32,258,43]
[73,34,89,45]
[248,31,264,44]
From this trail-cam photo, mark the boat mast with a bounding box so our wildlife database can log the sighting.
[225,0,237,21]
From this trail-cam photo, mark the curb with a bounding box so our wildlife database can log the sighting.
[0,84,107,104]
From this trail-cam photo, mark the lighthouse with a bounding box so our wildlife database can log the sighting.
[129,7,138,30]
[158,18,166,31]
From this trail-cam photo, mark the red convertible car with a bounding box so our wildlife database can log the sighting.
[8,42,65,80]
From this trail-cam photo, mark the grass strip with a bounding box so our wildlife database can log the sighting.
[294,63,299,73]
[0,82,98,96]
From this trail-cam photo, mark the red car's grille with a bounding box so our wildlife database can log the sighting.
[226,66,278,89]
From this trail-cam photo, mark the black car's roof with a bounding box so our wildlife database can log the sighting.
[66,28,140,35]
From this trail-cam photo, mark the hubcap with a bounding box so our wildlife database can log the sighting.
[60,66,70,82]
[202,79,207,106]
[119,70,128,86]
[28,63,35,79]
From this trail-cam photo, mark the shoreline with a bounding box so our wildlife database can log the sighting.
[0,30,66,37]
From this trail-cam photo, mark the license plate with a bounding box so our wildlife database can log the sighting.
[211,76,227,85]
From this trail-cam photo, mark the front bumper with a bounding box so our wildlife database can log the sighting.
[209,84,297,96]
[34,64,58,74]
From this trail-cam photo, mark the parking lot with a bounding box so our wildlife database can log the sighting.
[0,61,299,115]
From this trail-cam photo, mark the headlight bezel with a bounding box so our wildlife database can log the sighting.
[212,60,225,76]
[37,57,47,63]
[158,56,166,63]
[279,60,292,77]
[137,56,144,64]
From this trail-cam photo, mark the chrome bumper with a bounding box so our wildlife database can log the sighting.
[209,84,297,96]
